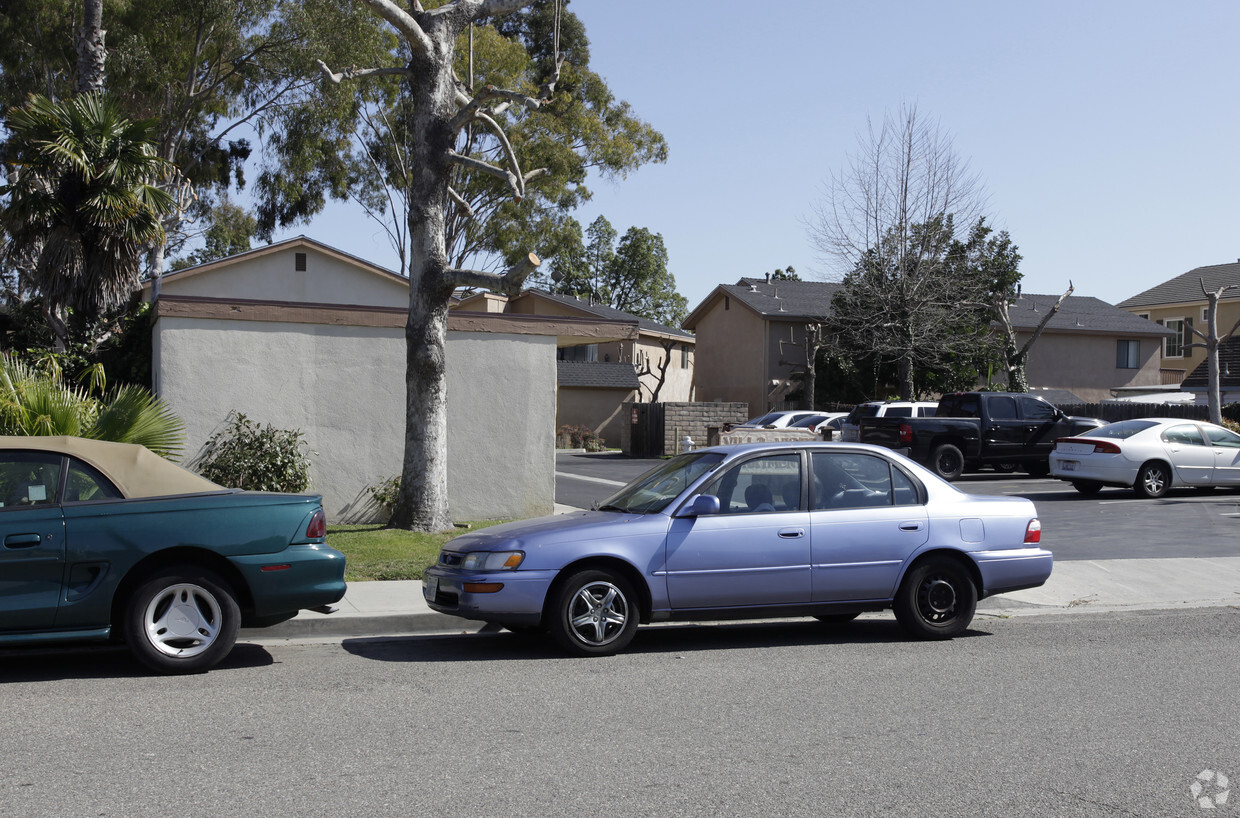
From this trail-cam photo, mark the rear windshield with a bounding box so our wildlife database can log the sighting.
[790,414,829,428]
[1088,420,1159,439]
[845,405,880,423]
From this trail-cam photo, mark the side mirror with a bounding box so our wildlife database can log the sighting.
[677,494,721,517]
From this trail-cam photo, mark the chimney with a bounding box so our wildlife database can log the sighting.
[765,272,771,284]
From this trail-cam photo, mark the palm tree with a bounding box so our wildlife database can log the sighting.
[0,93,178,348]
[0,354,185,457]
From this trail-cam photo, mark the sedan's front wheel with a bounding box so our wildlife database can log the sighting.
[1135,462,1171,499]
[893,557,977,639]
[123,566,240,674]
[549,569,639,656]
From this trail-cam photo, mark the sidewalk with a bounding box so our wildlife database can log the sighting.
[241,555,1240,643]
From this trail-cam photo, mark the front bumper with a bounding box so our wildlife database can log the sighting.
[422,566,558,626]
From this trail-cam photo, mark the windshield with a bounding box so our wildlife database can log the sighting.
[1088,420,1159,439]
[596,451,725,514]
[744,412,784,427]
[790,414,829,428]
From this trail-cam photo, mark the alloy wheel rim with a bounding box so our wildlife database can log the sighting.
[143,583,222,658]
[567,581,629,646]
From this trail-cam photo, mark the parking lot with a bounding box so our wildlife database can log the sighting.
[555,451,1240,562]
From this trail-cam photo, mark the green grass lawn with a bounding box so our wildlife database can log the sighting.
[328,521,507,582]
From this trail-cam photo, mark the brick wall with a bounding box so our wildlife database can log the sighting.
[622,401,749,456]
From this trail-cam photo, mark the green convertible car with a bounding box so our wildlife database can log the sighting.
[0,436,346,673]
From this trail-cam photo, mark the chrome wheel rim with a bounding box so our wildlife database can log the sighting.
[1142,467,1166,496]
[142,583,223,658]
[917,575,958,622]
[567,581,629,647]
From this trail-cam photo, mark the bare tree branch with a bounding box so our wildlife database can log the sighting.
[447,251,540,292]
[358,0,434,55]
[1019,281,1074,357]
[315,59,412,85]
[448,150,523,199]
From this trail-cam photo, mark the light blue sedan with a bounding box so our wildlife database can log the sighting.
[424,443,1051,656]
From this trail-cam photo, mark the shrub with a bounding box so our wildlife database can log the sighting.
[196,413,311,492]
[557,424,605,452]
[368,475,401,512]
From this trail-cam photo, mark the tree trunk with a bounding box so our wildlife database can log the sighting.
[76,0,106,94]
[387,19,458,531]
[898,354,914,401]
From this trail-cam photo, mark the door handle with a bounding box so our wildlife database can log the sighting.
[778,528,805,539]
[4,533,42,548]
[899,522,924,532]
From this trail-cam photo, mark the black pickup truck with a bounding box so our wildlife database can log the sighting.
[858,391,1106,480]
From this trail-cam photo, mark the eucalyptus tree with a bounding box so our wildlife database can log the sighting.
[316,0,664,531]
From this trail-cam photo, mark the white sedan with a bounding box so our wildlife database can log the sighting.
[1049,418,1240,497]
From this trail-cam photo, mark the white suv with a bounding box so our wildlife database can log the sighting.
[840,401,938,442]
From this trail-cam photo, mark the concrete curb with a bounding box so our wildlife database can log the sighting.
[240,557,1240,644]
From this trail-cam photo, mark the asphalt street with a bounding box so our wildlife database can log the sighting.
[555,452,1240,562]
[2,607,1237,817]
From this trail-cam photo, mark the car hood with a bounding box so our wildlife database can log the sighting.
[443,509,668,553]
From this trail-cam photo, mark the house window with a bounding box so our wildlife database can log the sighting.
[558,344,598,362]
[680,345,689,368]
[1163,319,1185,358]
[1116,340,1141,369]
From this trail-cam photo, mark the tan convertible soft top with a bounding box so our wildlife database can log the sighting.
[0,436,223,498]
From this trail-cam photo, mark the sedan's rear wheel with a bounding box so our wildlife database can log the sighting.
[1135,462,1170,499]
[123,566,240,674]
[1072,480,1102,496]
[549,569,639,656]
[893,557,977,639]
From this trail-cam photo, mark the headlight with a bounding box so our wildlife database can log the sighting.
[462,551,524,571]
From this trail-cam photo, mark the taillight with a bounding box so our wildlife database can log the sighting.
[1024,518,1041,544]
[898,423,913,444]
[1056,437,1120,454]
[306,508,326,539]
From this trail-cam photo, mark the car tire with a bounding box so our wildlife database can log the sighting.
[893,556,977,640]
[1135,462,1170,499]
[1071,480,1102,496]
[930,444,964,481]
[993,462,1019,474]
[813,612,860,624]
[122,566,240,674]
[548,569,639,657]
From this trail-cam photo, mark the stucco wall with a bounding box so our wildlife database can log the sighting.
[690,296,764,415]
[1128,301,1240,382]
[636,337,694,402]
[557,387,634,446]
[154,316,555,523]
[1020,330,1164,402]
[159,244,409,308]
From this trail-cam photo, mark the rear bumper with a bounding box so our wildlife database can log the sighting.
[973,547,1054,598]
[230,543,347,619]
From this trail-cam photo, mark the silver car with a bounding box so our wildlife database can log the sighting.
[1049,417,1240,497]
[424,442,1052,656]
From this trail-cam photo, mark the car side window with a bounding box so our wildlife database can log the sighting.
[1018,397,1057,421]
[1203,426,1240,449]
[989,396,1018,419]
[1163,425,1207,446]
[64,457,123,502]
[812,452,915,510]
[0,452,62,508]
[701,454,802,514]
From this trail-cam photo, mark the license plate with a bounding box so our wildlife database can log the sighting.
[423,576,438,600]
[1061,461,1077,472]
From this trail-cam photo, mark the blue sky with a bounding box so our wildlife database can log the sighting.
[281,0,1240,313]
